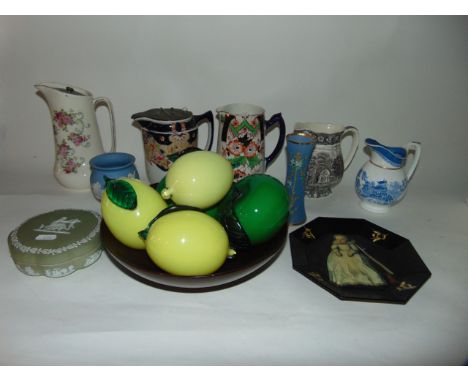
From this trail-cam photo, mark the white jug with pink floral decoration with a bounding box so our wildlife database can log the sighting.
[35,82,116,190]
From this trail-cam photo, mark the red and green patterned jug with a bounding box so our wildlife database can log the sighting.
[216,103,286,182]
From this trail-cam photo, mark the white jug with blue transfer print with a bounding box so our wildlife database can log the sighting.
[355,138,421,213]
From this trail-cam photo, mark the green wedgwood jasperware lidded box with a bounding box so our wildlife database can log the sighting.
[8,209,102,278]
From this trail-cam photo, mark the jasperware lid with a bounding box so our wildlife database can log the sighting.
[8,209,102,278]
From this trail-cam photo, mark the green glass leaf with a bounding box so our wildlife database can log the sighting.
[105,179,137,210]
[138,226,150,240]
[138,205,204,240]
[138,214,160,240]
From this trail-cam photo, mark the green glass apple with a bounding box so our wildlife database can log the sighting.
[218,174,289,248]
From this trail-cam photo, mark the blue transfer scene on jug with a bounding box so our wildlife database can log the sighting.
[355,169,408,206]
[355,138,421,213]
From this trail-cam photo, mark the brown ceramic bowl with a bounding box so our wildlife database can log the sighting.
[101,221,287,292]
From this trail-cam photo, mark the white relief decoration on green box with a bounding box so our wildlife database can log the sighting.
[34,216,82,235]
[9,211,101,256]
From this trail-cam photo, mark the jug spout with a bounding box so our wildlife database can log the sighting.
[366,138,406,169]
[34,83,57,101]
[366,138,421,182]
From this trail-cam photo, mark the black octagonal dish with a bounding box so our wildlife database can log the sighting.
[289,217,431,304]
[101,221,287,292]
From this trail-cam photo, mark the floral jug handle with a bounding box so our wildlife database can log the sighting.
[405,141,421,181]
[93,97,116,152]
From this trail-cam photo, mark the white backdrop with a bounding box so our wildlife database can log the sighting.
[1,16,468,366]
[1,15,467,196]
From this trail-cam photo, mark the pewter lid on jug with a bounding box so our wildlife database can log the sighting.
[54,86,85,96]
[131,107,193,124]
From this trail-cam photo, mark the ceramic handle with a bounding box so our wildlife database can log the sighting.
[193,111,214,151]
[405,141,421,181]
[93,97,116,152]
[342,126,359,170]
[220,113,236,143]
[265,113,286,168]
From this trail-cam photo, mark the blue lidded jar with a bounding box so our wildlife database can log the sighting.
[90,152,139,200]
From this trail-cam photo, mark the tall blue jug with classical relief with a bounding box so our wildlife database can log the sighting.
[355,138,421,213]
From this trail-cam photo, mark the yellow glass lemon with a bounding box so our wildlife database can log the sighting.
[101,178,167,249]
[145,210,235,276]
[160,151,233,209]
